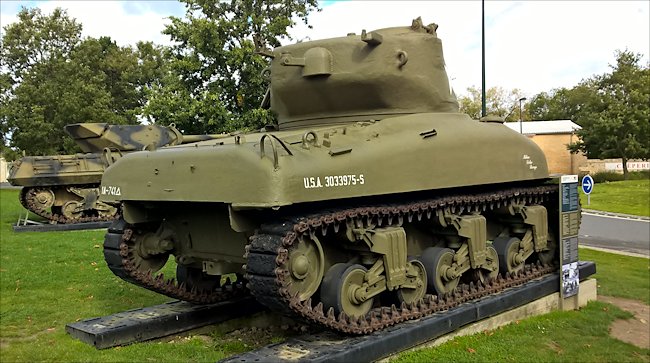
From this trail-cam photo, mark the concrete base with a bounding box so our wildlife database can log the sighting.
[393,278,598,355]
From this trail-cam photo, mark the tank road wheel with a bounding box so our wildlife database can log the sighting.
[287,235,325,301]
[126,232,170,273]
[396,259,427,305]
[176,265,218,292]
[96,202,119,219]
[494,236,525,274]
[62,200,84,220]
[321,263,373,318]
[421,247,460,296]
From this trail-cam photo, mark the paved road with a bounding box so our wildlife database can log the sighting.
[579,212,650,257]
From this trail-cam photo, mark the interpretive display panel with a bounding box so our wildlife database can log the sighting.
[559,175,580,298]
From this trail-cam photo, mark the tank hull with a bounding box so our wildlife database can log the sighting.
[8,154,105,187]
[101,113,548,211]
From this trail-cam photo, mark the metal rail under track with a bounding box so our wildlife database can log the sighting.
[222,261,596,363]
[12,220,112,233]
[65,296,265,349]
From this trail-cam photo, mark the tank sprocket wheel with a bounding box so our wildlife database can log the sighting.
[421,247,460,296]
[125,231,170,273]
[30,188,55,210]
[395,259,428,305]
[285,234,325,301]
[321,263,373,318]
[494,236,525,274]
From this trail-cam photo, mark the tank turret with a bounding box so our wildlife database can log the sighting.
[64,123,224,153]
[270,17,458,129]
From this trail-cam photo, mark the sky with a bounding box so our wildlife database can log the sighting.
[1,0,648,99]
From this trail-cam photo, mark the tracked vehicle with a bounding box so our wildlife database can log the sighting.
[8,123,220,223]
[101,18,568,334]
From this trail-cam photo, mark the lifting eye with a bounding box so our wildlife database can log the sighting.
[397,50,408,68]
[301,131,320,149]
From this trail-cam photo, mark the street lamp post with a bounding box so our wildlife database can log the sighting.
[518,97,527,134]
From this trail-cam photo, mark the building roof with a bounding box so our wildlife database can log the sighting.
[503,120,581,135]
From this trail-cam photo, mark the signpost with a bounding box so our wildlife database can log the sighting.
[559,175,580,304]
[581,175,594,206]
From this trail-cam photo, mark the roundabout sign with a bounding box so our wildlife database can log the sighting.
[581,175,594,205]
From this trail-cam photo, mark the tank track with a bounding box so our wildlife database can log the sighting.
[20,186,118,224]
[103,219,249,304]
[245,184,559,334]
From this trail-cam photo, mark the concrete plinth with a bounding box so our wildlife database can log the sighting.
[397,278,598,354]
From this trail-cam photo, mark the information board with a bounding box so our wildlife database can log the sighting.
[559,175,580,298]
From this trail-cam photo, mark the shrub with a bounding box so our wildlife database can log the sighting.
[590,170,649,183]
[591,171,625,183]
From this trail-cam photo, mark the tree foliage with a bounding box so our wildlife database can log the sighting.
[529,50,649,178]
[0,7,166,157]
[144,0,318,134]
[458,86,527,121]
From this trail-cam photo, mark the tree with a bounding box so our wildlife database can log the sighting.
[144,0,318,134]
[458,86,526,121]
[527,81,600,123]
[1,7,167,157]
[567,51,650,178]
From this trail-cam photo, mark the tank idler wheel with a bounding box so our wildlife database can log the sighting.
[469,246,499,284]
[287,235,325,301]
[494,236,525,274]
[176,265,219,292]
[395,259,427,305]
[321,263,373,318]
[421,247,460,296]
[62,200,84,220]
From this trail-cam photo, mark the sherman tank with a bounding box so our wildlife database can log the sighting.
[8,123,221,223]
[100,18,568,334]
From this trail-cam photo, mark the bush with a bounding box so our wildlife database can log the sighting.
[590,170,649,183]
[591,171,625,183]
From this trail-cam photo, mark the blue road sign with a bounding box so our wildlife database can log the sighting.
[581,175,594,195]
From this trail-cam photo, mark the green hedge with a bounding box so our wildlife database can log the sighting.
[590,170,649,183]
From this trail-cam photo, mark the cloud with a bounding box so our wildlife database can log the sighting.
[1,1,184,46]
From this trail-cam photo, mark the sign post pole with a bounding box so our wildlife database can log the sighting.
[581,175,594,206]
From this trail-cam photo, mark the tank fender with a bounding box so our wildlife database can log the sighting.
[228,205,258,232]
[122,202,152,224]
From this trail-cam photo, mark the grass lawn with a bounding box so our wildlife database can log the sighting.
[579,248,650,305]
[392,249,650,362]
[0,189,293,362]
[580,179,650,217]
[1,188,649,362]
[393,301,646,362]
